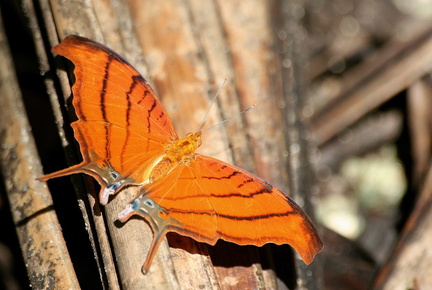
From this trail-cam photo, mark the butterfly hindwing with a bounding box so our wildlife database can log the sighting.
[121,154,323,268]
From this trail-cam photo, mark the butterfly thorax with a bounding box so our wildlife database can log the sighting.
[149,132,202,182]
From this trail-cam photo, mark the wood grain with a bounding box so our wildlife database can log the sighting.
[0,13,79,289]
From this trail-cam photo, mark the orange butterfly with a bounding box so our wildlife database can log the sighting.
[39,35,323,274]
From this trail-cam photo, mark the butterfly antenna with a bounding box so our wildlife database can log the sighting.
[196,79,227,132]
[201,104,255,134]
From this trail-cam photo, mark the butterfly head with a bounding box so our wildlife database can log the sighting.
[185,131,203,148]
[166,131,202,159]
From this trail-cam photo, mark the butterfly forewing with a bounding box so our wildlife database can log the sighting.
[40,36,179,203]
[54,36,177,141]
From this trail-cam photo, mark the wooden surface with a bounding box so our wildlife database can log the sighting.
[0,10,80,289]
[0,0,321,289]
[374,162,432,289]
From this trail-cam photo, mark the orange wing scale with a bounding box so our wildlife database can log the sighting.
[40,35,323,274]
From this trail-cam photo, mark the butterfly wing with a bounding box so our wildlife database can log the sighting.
[120,154,323,272]
[39,35,178,204]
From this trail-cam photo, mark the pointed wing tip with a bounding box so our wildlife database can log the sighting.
[99,196,109,206]
[99,186,116,205]
[36,171,62,182]
[300,237,324,265]
[53,35,102,61]
[141,265,149,275]
[36,175,48,182]
[118,204,135,222]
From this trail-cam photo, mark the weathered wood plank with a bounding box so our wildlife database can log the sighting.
[0,10,80,290]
